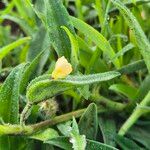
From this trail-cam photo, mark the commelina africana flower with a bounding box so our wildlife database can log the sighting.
[51,56,73,79]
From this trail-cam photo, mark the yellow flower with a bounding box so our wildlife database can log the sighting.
[52,56,73,79]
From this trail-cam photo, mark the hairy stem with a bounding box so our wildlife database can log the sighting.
[0,108,86,135]
[20,102,33,125]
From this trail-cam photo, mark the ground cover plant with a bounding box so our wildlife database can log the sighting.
[0,0,150,149]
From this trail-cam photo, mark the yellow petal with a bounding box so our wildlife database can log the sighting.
[52,56,73,79]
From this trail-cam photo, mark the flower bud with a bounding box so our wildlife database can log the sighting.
[39,99,58,119]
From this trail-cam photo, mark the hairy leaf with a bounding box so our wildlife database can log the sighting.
[45,136,72,150]
[0,64,27,149]
[27,71,120,103]
[29,0,75,59]
[30,128,59,141]
[86,139,118,150]
[70,118,86,150]
[20,50,47,94]
[0,64,27,123]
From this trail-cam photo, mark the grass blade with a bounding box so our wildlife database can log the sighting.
[71,16,120,69]
[0,37,31,60]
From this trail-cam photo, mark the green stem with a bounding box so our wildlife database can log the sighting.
[118,91,150,136]
[20,102,33,125]
[0,97,127,136]
[31,109,85,131]
[0,109,86,136]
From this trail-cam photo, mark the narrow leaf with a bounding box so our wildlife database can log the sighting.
[0,37,31,60]
[61,26,79,70]
[109,43,134,63]
[27,71,120,103]
[111,0,150,73]
[117,60,146,74]
[70,16,120,68]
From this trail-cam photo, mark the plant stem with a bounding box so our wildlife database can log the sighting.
[118,91,150,136]
[0,108,86,136]
[20,102,32,125]
[0,98,127,136]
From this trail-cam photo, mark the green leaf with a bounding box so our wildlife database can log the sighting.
[30,0,75,59]
[78,103,98,140]
[109,43,134,63]
[27,71,120,103]
[109,84,137,100]
[0,64,27,123]
[70,16,120,69]
[128,126,150,149]
[109,0,150,16]
[27,26,50,75]
[0,37,31,60]
[61,26,79,70]
[30,128,59,141]
[0,64,27,149]
[86,139,118,150]
[45,136,72,150]
[70,117,86,150]
[117,60,146,75]
[99,117,116,147]
[1,15,34,35]
[57,118,87,150]
[77,85,90,100]
[27,26,49,60]
[45,137,118,150]
[20,50,47,94]
[115,135,142,150]
[111,0,150,73]
[77,36,93,69]
[134,75,150,101]
[57,121,72,137]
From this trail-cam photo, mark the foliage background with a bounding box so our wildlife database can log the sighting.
[0,0,150,149]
